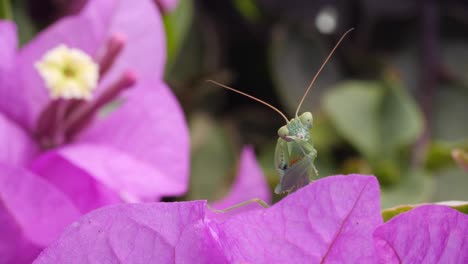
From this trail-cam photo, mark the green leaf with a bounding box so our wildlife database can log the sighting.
[270,26,340,115]
[163,0,193,71]
[381,205,414,222]
[380,82,423,155]
[323,81,382,158]
[0,0,12,19]
[436,201,468,214]
[382,201,468,222]
[324,80,423,160]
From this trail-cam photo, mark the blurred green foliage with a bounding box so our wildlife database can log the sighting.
[11,0,37,44]
[163,0,193,71]
[0,0,12,19]
[188,113,235,201]
[162,0,468,208]
[324,79,423,185]
[16,0,468,209]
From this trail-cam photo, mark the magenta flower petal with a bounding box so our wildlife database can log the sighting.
[211,146,271,211]
[33,201,227,263]
[32,143,187,204]
[0,112,38,166]
[30,150,121,213]
[214,175,382,263]
[16,0,116,129]
[373,205,468,263]
[78,0,117,39]
[0,210,41,264]
[32,144,187,205]
[77,80,189,197]
[0,20,16,72]
[0,163,80,258]
[0,21,23,126]
[98,0,166,93]
[33,175,382,262]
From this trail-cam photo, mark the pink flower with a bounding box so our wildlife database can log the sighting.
[0,0,189,261]
[34,175,468,263]
[374,205,468,263]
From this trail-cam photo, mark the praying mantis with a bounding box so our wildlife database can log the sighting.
[208,28,354,211]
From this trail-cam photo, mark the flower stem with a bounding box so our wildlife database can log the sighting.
[0,0,12,19]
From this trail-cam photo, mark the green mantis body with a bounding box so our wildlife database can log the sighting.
[274,112,319,194]
[208,28,353,200]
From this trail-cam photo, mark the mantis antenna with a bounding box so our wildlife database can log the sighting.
[294,28,355,117]
[207,80,290,124]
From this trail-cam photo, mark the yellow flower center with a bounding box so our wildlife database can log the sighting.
[35,44,99,100]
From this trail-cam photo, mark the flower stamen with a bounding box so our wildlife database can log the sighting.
[99,33,126,77]
[35,44,99,100]
[64,70,137,140]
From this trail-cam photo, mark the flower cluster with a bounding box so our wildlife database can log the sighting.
[0,0,189,261]
[0,0,466,263]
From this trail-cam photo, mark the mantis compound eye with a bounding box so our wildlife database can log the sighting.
[277,126,289,138]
